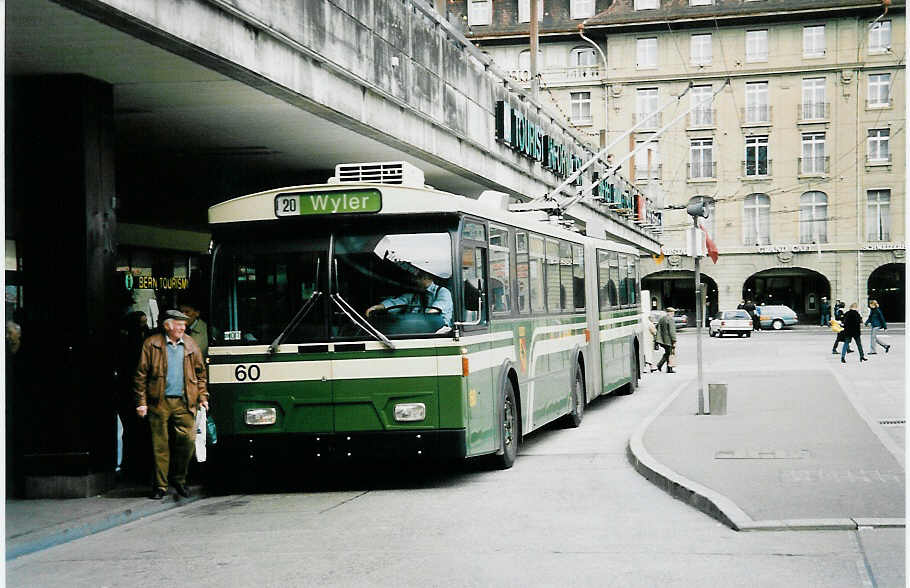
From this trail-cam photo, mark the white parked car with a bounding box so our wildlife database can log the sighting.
[709,310,753,338]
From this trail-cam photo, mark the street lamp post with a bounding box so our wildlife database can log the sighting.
[687,198,709,415]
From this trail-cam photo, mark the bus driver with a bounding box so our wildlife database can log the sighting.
[364,234,454,329]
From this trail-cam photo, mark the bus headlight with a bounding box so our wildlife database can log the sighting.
[394,403,426,422]
[245,407,277,426]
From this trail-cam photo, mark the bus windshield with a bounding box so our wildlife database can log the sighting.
[211,225,454,345]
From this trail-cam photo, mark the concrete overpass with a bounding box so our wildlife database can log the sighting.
[5,0,660,496]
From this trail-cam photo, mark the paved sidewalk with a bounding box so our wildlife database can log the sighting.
[5,483,203,560]
[629,365,906,531]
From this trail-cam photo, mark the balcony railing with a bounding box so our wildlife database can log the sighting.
[634,163,662,181]
[798,102,829,121]
[687,161,717,179]
[687,109,715,127]
[741,105,772,124]
[865,153,892,165]
[741,159,772,177]
[866,97,892,109]
[635,111,662,129]
[799,156,829,175]
[508,66,603,84]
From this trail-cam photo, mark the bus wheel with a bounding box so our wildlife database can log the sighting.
[493,380,519,469]
[562,368,585,428]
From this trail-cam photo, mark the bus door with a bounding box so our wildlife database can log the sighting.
[460,220,494,455]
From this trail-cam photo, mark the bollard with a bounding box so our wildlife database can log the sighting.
[708,383,727,415]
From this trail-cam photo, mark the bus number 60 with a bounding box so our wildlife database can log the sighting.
[234,364,261,381]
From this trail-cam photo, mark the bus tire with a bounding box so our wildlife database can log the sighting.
[562,367,585,428]
[492,379,519,469]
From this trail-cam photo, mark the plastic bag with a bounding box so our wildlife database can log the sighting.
[195,406,207,463]
[829,320,843,333]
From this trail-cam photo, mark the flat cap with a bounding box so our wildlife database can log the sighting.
[162,309,190,322]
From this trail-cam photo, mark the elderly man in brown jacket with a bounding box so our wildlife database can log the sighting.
[134,309,209,499]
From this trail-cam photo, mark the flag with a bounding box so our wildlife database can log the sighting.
[652,246,665,265]
[700,222,718,263]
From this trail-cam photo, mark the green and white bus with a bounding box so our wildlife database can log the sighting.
[207,162,643,470]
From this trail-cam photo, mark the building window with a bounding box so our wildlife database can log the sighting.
[868,73,892,107]
[693,196,716,238]
[869,20,891,53]
[690,84,713,126]
[634,0,658,9]
[570,91,592,124]
[637,38,657,69]
[690,0,713,5]
[745,30,768,62]
[799,191,828,244]
[868,128,891,162]
[634,140,660,181]
[803,25,825,57]
[515,49,543,81]
[689,138,714,179]
[744,135,769,176]
[636,87,659,127]
[744,193,770,245]
[801,132,826,174]
[467,0,492,26]
[801,78,827,120]
[690,33,712,66]
[745,81,769,123]
[570,47,596,67]
[570,0,595,19]
[518,0,544,23]
[866,189,891,241]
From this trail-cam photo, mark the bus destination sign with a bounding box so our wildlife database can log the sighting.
[275,189,382,217]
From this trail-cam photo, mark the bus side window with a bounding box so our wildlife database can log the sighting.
[489,225,512,315]
[572,244,585,311]
[461,246,487,325]
[597,250,610,313]
[516,232,530,314]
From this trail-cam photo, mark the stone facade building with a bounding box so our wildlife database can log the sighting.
[450,0,905,321]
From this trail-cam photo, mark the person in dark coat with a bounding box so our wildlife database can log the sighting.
[743,300,760,332]
[819,297,831,326]
[652,307,677,373]
[865,299,891,354]
[840,303,867,363]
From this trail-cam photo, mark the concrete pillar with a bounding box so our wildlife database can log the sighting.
[7,75,118,497]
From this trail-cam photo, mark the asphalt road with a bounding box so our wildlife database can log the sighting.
[7,327,905,587]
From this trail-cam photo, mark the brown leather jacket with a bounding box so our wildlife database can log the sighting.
[133,333,208,414]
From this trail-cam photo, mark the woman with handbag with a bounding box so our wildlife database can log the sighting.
[865,299,891,354]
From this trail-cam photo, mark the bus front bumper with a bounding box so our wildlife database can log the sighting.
[213,429,467,465]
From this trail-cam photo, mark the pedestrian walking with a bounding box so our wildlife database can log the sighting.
[819,296,830,326]
[134,309,209,499]
[864,299,891,355]
[652,307,677,373]
[839,303,867,363]
[643,314,658,370]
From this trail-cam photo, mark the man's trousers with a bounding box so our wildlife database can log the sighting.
[148,396,196,490]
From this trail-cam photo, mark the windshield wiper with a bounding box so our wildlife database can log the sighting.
[268,258,322,354]
[329,252,395,350]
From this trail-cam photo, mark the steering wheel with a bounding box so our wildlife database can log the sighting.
[376,304,443,314]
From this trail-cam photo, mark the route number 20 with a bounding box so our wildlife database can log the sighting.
[234,364,261,381]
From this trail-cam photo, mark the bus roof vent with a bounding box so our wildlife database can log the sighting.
[329,161,425,188]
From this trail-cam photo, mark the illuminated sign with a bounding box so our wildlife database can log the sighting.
[275,189,382,217]
[132,276,190,290]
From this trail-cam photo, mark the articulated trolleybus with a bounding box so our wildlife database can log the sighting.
[207,162,643,470]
